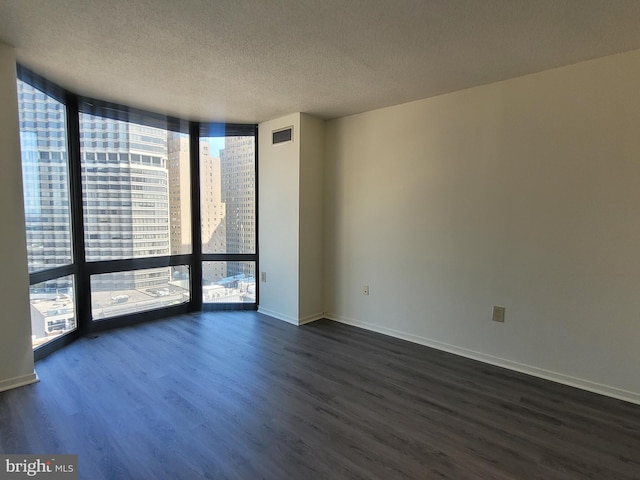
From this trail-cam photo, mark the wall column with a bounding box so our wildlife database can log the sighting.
[0,42,38,391]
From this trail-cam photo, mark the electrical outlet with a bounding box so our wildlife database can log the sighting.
[492,305,505,323]
[261,272,267,282]
[363,285,369,295]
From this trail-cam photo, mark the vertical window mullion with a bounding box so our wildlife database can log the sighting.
[189,121,203,311]
[65,93,90,335]
[254,125,259,305]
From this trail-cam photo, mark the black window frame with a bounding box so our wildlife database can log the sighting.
[17,66,259,360]
[198,124,258,311]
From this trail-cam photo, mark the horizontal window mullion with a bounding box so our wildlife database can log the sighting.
[201,253,257,262]
[29,264,77,285]
[78,97,188,134]
[86,255,190,275]
[17,65,68,105]
[202,303,257,312]
[199,123,256,137]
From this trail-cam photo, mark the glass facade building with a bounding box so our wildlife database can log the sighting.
[18,80,73,274]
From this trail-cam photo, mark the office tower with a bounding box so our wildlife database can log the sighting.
[80,114,171,290]
[167,132,191,255]
[220,136,255,278]
[18,80,71,275]
[18,80,174,291]
[167,133,227,282]
[200,143,227,282]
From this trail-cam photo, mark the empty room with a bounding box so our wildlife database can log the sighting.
[1,1,639,479]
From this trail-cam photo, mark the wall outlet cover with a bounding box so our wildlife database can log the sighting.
[493,305,506,322]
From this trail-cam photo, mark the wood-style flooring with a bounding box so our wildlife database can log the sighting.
[0,311,639,479]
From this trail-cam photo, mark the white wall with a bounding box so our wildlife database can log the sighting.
[324,49,640,404]
[258,113,301,323]
[258,113,325,324]
[298,114,325,322]
[0,42,38,392]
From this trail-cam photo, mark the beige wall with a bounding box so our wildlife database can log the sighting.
[324,49,640,403]
[258,113,325,324]
[298,114,325,322]
[0,42,37,392]
[258,114,301,322]
[4,38,640,402]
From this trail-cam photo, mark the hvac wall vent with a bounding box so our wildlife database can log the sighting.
[272,126,293,145]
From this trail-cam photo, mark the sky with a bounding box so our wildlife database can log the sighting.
[208,137,225,157]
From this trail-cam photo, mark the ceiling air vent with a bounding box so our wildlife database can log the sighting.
[272,126,293,145]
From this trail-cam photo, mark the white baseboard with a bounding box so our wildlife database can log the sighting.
[258,307,299,325]
[0,371,39,393]
[325,313,640,406]
[298,313,324,325]
[258,308,324,326]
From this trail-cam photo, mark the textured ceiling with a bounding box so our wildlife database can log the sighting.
[2,0,640,123]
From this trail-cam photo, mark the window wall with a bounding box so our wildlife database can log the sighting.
[18,79,77,349]
[17,68,258,357]
[200,133,257,306]
[80,113,192,261]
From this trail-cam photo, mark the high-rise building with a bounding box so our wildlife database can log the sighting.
[167,132,191,255]
[220,136,255,278]
[18,80,174,291]
[167,133,227,283]
[200,143,227,282]
[80,114,170,290]
[18,80,72,275]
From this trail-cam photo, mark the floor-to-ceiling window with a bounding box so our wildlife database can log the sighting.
[78,104,192,322]
[18,78,77,350]
[200,129,257,307]
[16,68,258,357]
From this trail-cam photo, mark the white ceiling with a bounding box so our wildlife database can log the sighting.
[2,0,640,124]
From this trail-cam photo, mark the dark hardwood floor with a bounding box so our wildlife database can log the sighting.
[1,312,639,479]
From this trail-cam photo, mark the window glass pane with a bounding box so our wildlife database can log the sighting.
[203,261,255,303]
[17,80,73,273]
[167,132,192,255]
[201,136,255,254]
[91,266,190,320]
[29,275,76,349]
[80,114,191,261]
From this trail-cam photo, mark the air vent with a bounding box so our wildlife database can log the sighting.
[272,126,293,145]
